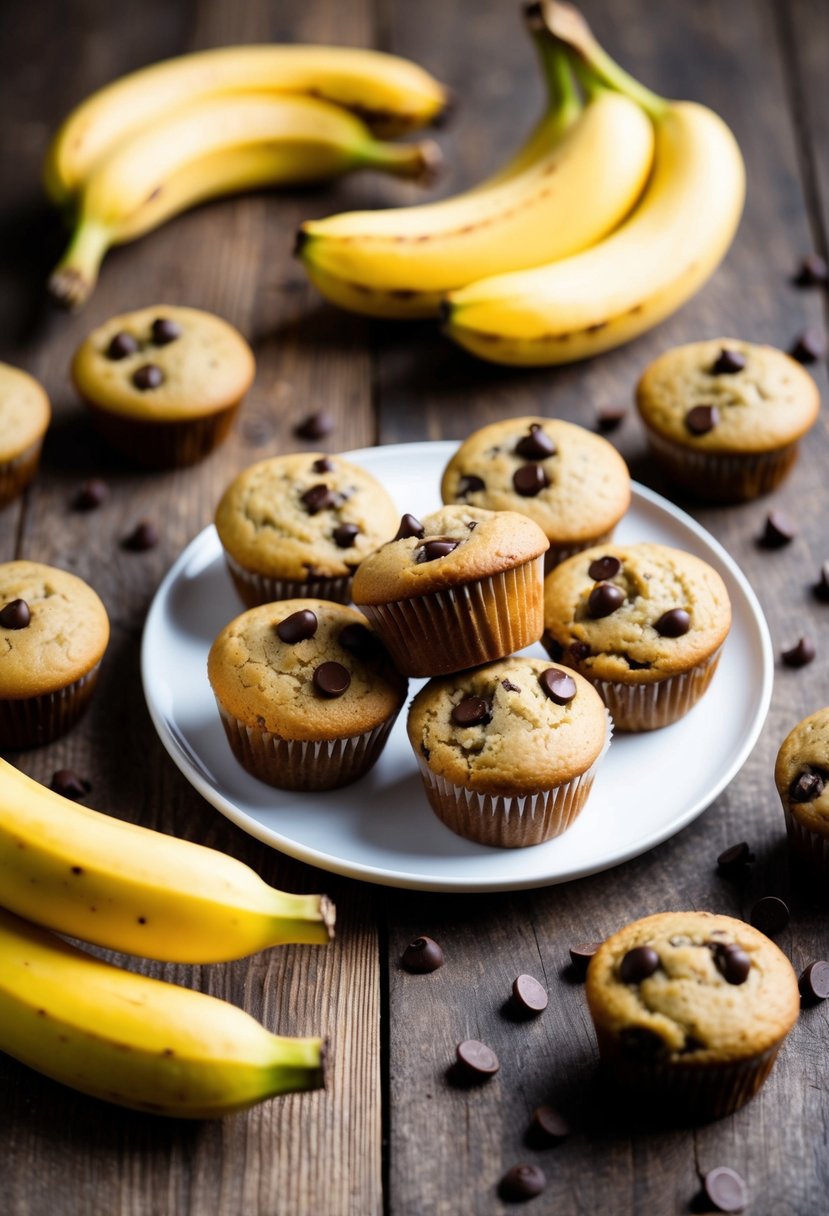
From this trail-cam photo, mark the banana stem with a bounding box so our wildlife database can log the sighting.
[356,137,442,183]
[529,19,582,125]
[267,1036,327,1097]
[268,892,336,946]
[48,219,110,309]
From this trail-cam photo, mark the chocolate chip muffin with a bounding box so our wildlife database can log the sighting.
[0,363,51,508]
[407,656,610,847]
[775,708,829,876]
[0,560,110,748]
[585,911,800,1122]
[542,542,731,731]
[440,416,630,570]
[208,599,407,791]
[636,338,820,501]
[215,452,399,607]
[71,304,255,468]
[351,505,549,677]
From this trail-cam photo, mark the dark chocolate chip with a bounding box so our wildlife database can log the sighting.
[597,406,627,432]
[588,555,621,581]
[312,457,334,473]
[393,513,424,541]
[528,1106,570,1145]
[276,609,318,644]
[73,478,108,510]
[799,960,829,1003]
[626,657,651,670]
[813,562,829,602]
[760,510,796,548]
[501,678,520,692]
[538,667,576,705]
[569,641,591,662]
[295,410,335,440]
[418,539,459,562]
[685,404,719,435]
[782,636,815,667]
[131,364,164,391]
[150,317,181,345]
[457,474,486,498]
[515,423,556,460]
[455,1039,499,1079]
[569,942,602,976]
[703,1166,748,1213]
[106,331,138,360]
[750,895,790,937]
[789,767,827,802]
[512,463,549,497]
[50,769,91,799]
[498,1164,546,1202]
[400,936,444,974]
[654,608,691,637]
[588,581,625,619]
[712,942,751,985]
[301,484,340,514]
[333,522,359,548]
[313,661,351,698]
[122,520,159,551]
[511,974,548,1014]
[618,1026,666,1060]
[451,695,491,727]
[711,348,746,375]
[795,254,829,286]
[619,945,659,983]
[717,841,754,870]
[790,327,827,363]
[0,599,31,629]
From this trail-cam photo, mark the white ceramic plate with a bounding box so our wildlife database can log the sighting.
[141,440,773,892]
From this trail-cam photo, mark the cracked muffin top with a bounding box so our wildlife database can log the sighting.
[586,911,800,1064]
[406,656,609,795]
[207,599,407,741]
[0,364,51,464]
[542,542,731,685]
[215,453,399,583]
[775,707,829,837]
[0,561,109,697]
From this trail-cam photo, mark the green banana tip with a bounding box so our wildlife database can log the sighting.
[293,227,312,260]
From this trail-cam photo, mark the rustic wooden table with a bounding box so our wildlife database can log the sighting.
[2,1,828,1213]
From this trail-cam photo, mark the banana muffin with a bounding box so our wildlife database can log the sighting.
[351,504,549,677]
[0,363,51,508]
[407,656,610,847]
[585,911,800,1122]
[71,304,255,467]
[215,452,399,607]
[208,599,407,790]
[0,560,110,748]
[440,416,631,570]
[775,707,829,877]
[636,337,820,501]
[542,542,731,731]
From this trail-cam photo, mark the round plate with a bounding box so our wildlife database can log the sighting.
[141,440,773,892]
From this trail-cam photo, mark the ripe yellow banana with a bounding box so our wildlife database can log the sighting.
[443,3,746,365]
[0,906,325,1117]
[49,93,440,309]
[44,43,450,206]
[0,757,334,962]
[296,29,655,319]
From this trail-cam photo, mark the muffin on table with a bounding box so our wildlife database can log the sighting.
[542,542,731,731]
[71,304,255,468]
[440,416,631,570]
[775,707,829,877]
[0,560,109,749]
[0,363,51,508]
[351,504,549,678]
[635,337,820,501]
[585,911,800,1123]
[215,452,399,607]
[208,599,407,791]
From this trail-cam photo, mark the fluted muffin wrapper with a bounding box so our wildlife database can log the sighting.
[544,530,615,575]
[84,398,241,469]
[643,427,799,502]
[570,647,723,733]
[781,802,829,878]
[217,703,399,791]
[0,664,101,750]
[223,551,352,608]
[0,438,44,508]
[358,555,545,678]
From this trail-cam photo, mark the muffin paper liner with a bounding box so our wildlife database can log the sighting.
[576,647,723,732]
[85,398,241,469]
[0,438,44,508]
[223,551,352,608]
[644,427,798,502]
[544,530,615,575]
[0,664,101,750]
[217,704,399,791]
[782,802,829,877]
[358,555,545,678]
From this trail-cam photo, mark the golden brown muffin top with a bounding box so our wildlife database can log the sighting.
[775,707,829,837]
[0,363,51,463]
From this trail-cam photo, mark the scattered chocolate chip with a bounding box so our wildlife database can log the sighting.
[790,327,827,363]
[501,679,520,692]
[312,456,334,473]
[528,1106,570,1146]
[717,841,754,870]
[150,317,181,345]
[418,539,459,562]
[626,657,651,670]
[789,767,827,802]
[711,348,746,375]
[451,695,491,727]
[0,599,31,629]
[569,942,602,976]
[106,331,138,360]
[750,895,790,937]
[703,1166,748,1213]
[782,636,815,667]
[131,364,164,391]
[313,660,351,698]
[760,510,796,548]
[795,254,829,286]
[813,562,829,602]
[588,581,625,619]
[295,410,335,440]
[457,474,486,498]
[619,945,659,983]
[498,1164,546,1203]
[73,478,108,510]
[569,641,591,662]
[538,667,576,705]
[513,464,548,497]
[50,769,91,799]
[511,974,548,1014]
[654,608,690,637]
[515,423,556,460]
[685,404,719,435]
[122,520,159,551]
[799,960,829,1003]
[712,942,751,985]
[597,406,627,432]
[301,484,340,514]
[277,609,318,644]
[401,936,444,973]
[588,555,621,581]
[455,1039,499,1079]
[393,513,424,541]
[333,522,359,548]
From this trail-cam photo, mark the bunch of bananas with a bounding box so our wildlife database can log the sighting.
[0,757,335,1117]
[45,44,449,308]
[297,1,746,365]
